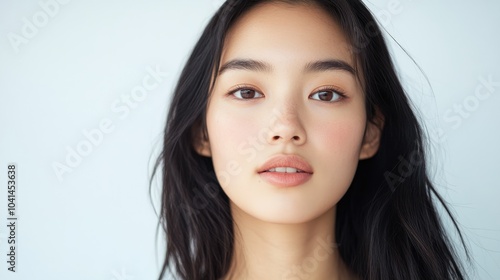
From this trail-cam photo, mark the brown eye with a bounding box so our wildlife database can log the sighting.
[232,88,263,99]
[310,89,343,102]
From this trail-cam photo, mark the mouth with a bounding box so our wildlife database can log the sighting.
[257,155,313,187]
[260,167,310,173]
[257,154,313,173]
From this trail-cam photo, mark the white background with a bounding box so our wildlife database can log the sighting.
[0,0,498,279]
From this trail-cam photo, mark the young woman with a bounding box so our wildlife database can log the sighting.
[152,0,470,279]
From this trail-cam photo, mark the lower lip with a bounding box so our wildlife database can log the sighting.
[258,172,312,187]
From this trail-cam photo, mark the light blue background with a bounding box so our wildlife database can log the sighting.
[0,0,498,279]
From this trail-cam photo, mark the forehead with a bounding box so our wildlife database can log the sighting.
[221,2,354,68]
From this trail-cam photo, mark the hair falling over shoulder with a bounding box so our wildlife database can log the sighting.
[150,0,471,279]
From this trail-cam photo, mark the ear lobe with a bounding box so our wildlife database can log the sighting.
[359,111,384,160]
[192,125,212,157]
[195,136,212,157]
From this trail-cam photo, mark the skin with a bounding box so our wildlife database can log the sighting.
[195,2,381,280]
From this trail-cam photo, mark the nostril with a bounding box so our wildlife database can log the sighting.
[272,135,300,141]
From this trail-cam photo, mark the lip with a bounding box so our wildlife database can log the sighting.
[257,154,313,187]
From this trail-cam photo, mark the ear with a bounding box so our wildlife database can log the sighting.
[359,110,384,160]
[192,124,212,157]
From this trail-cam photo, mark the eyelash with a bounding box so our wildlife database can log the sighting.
[227,85,347,102]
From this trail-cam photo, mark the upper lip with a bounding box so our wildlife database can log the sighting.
[257,154,313,174]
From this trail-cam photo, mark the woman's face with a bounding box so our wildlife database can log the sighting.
[196,2,381,223]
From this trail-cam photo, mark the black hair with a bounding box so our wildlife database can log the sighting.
[151,0,470,279]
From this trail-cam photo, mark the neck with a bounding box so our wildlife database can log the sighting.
[223,202,354,280]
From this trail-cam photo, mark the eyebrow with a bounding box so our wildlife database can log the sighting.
[218,58,356,76]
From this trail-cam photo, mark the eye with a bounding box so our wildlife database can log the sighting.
[309,87,345,102]
[230,86,264,100]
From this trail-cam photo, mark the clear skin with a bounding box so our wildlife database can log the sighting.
[195,2,381,280]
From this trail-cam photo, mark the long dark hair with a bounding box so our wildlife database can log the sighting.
[151,0,470,279]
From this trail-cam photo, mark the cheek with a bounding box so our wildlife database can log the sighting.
[311,99,367,160]
[206,104,262,187]
[310,115,366,194]
[320,118,366,157]
[210,112,254,146]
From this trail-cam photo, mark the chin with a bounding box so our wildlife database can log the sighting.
[235,199,336,225]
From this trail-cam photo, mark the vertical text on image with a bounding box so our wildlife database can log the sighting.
[6,164,18,272]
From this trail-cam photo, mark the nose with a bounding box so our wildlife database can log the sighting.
[267,105,306,146]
